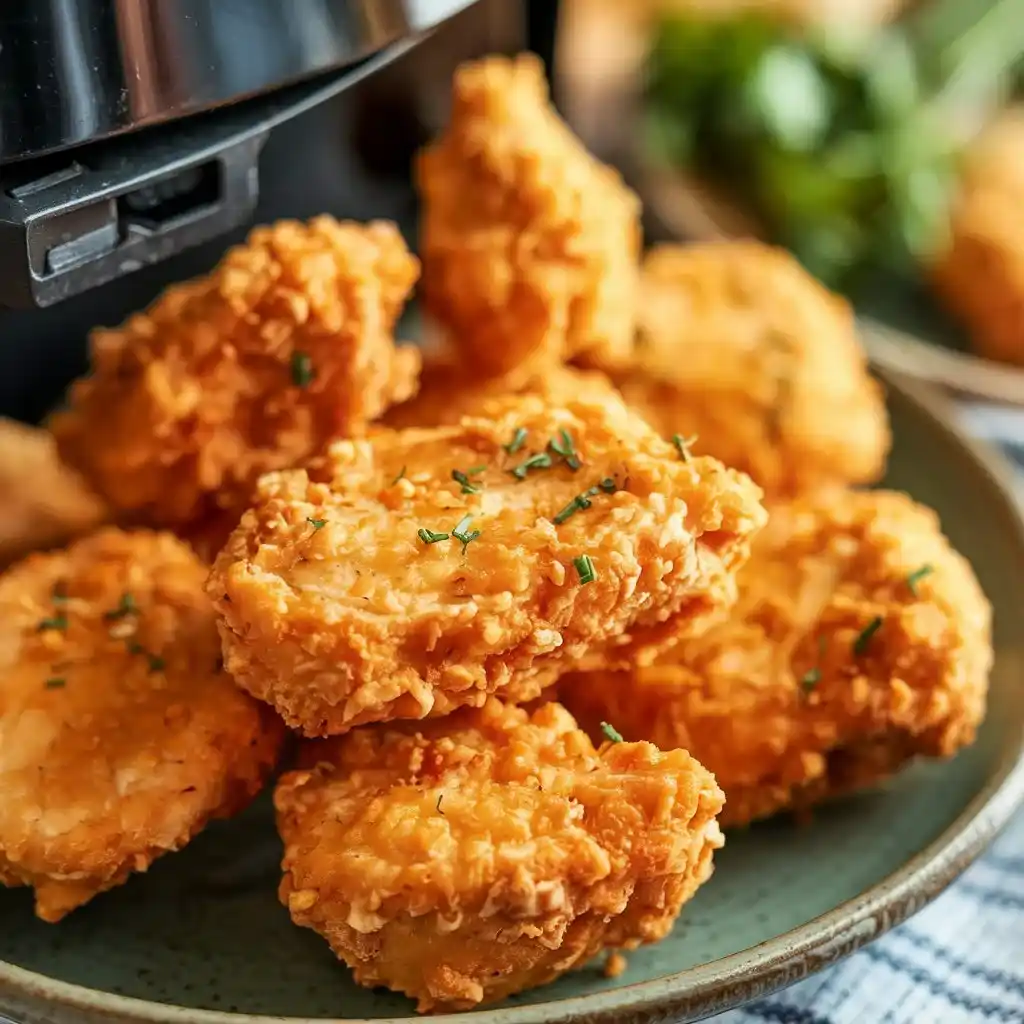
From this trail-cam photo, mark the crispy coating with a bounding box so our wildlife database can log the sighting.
[615,243,890,501]
[50,217,422,533]
[417,54,641,379]
[0,419,108,568]
[208,392,765,736]
[275,699,724,1012]
[0,529,286,921]
[933,109,1024,366]
[383,351,618,429]
[559,489,992,828]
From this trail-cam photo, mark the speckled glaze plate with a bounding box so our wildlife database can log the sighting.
[1,370,1023,1024]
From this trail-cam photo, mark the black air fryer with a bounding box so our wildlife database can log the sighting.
[0,0,560,422]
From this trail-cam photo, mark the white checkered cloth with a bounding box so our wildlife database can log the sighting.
[714,404,1024,1024]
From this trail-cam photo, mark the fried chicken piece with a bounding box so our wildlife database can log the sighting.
[275,698,724,1012]
[933,108,1024,366]
[50,217,421,537]
[0,529,286,921]
[417,54,641,379]
[615,243,890,502]
[208,392,765,736]
[559,489,991,828]
[0,419,108,568]
[384,350,617,429]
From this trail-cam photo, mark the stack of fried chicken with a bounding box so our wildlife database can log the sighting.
[0,54,991,1014]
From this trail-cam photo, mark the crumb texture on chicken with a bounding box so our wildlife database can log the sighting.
[933,108,1024,366]
[208,392,765,736]
[0,529,285,921]
[50,217,422,532]
[417,54,641,379]
[616,242,890,501]
[0,418,108,568]
[275,699,724,1012]
[560,489,992,827]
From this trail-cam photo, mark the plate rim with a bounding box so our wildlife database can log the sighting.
[2,371,1023,1024]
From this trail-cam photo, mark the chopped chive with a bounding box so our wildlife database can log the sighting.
[549,429,581,471]
[853,616,884,656]
[126,640,145,656]
[418,528,449,545]
[51,580,69,603]
[104,592,137,620]
[451,469,481,495]
[553,479,617,525]
[44,677,66,689]
[573,554,597,585]
[906,564,934,596]
[37,613,68,632]
[392,466,407,485]
[306,517,327,530]
[452,514,481,553]
[290,351,315,388]
[800,667,822,693]
[147,654,166,673]
[600,721,623,743]
[503,427,528,454]
[510,451,552,480]
[436,794,445,815]
[672,434,698,462]
[467,465,486,475]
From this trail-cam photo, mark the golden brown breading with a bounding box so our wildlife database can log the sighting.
[0,529,286,922]
[275,699,724,1012]
[417,54,641,379]
[208,392,765,736]
[50,217,422,534]
[933,109,1024,366]
[0,419,108,568]
[615,243,890,502]
[383,351,618,429]
[559,489,991,828]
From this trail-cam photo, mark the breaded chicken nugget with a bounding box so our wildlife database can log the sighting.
[559,489,991,828]
[275,698,724,1012]
[0,529,285,922]
[0,418,108,567]
[384,351,617,429]
[50,217,421,534]
[208,392,765,736]
[616,243,890,501]
[417,54,641,379]
[933,109,1024,366]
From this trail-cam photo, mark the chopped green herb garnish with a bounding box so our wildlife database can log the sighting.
[37,613,68,632]
[44,677,66,689]
[307,517,327,530]
[503,427,528,454]
[392,466,407,485]
[553,479,617,525]
[452,514,481,552]
[672,434,698,462]
[127,640,145,656]
[418,528,449,545]
[290,351,315,388]
[451,469,481,495]
[853,616,884,656]
[906,564,934,596]
[51,580,69,603]
[549,429,581,471]
[104,592,137,620]
[436,794,445,815]
[467,465,486,475]
[574,554,597,585]
[600,721,623,743]
[147,654,166,673]
[800,666,822,693]
[510,451,552,480]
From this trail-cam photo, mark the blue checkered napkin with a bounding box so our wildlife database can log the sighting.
[714,408,1024,1024]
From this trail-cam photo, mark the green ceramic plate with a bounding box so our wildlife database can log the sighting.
[1,371,1023,1024]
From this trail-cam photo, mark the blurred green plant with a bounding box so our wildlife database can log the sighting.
[644,0,1024,287]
